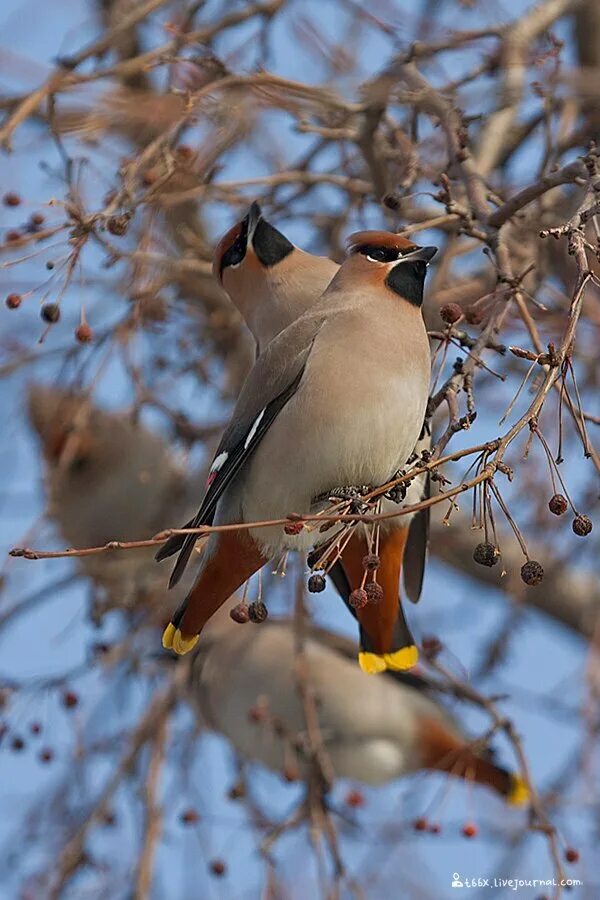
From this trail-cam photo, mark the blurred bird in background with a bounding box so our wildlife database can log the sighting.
[27,386,526,804]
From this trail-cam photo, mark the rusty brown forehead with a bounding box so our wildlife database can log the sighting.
[346,230,418,254]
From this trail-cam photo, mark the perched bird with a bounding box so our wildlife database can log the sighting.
[214,200,339,355]
[213,204,431,608]
[189,611,528,804]
[27,385,192,614]
[159,228,436,673]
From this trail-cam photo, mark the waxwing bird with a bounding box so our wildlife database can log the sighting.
[213,204,431,608]
[188,611,529,804]
[159,230,435,673]
[213,201,339,355]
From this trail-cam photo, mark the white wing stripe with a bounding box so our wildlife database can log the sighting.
[243,409,265,450]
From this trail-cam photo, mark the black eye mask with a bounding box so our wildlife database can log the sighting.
[220,216,250,275]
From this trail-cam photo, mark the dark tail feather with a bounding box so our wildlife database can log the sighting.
[155,517,194,563]
[403,505,429,603]
[167,534,198,589]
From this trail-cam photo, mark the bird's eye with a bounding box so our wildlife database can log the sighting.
[221,235,246,270]
[362,246,399,263]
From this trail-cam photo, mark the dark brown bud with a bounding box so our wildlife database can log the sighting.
[30,722,42,735]
[39,748,54,763]
[11,736,25,751]
[364,582,383,604]
[209,859,226,877]
[413,817,428,831]
[248,600,268,623]
[521,560,544,586]
[30,212,45,226]
[349,588,368,609]
[5,230,21,242]
[62,690,79,709]
[180,808,200,825]
[227,782,246,801]
[362,553,380,571]
[107,214,130,237]
[564,847,579,864]
[548,493,568,516]
[5,293,22,309]
[473,542,498,567]
[308,573,326,593]
[440,302,463,325]
[230,602,250,624]
[41,303,60,323]
[74,323,93,343]
[3,192,21,207]
[572,514,592,537]
[46,260,55,270]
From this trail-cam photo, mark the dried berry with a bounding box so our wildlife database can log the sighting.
[74,323,93,343]
[362,553,380,571]
[440,302,462,325]
[364,582,383,604]
[180,808,200,825]
[209,859,226,877]
[473,542,498,567]
[5,230,21,243]
[30,212,45,226]
[30,722,42,735]
[308,573,326,593]
[284,520,304,535]
[5,293,21,309]
[62,690,79,709]
[465,305,484,325]
[572,514,592,537]
[349,588,368,609]
[41,303,60,323]
[3,192,21,207]
[107,214,130,236]
[11,736,25,752]
[422,635,443,658]
[39,748,54,763]
[429,823,441,834]
[462,822,478,838]
[548,493,568,516]
[229,602,250,624]
[248,600,268,623]
[345,789,364,808]
[413,817,428,831]
[46,261,55,270]
[564,847,579,864]
[521,560,544,586]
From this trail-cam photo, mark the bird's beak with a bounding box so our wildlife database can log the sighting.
[246,201,263,243]
[405,246,438,264]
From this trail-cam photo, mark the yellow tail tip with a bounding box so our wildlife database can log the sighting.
[161,623,199,655]
[384,645,419,671]
[358,652,387,675]
[507,774,530,806]
[358,645,419,674]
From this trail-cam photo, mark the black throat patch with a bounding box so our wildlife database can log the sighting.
[385,260,427,306]
[252,219,294,267]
